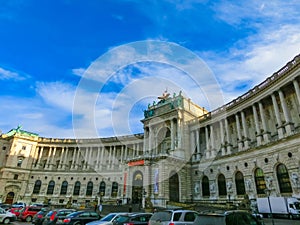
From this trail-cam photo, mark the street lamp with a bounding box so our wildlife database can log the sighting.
[264,189,274,225]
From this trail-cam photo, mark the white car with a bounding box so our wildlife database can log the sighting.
[86,213,132,225]
[0,207,17,224]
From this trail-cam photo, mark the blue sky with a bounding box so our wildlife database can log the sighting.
[1,0,300,138]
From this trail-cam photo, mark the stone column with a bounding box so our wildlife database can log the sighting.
[210,125,216,157]
[293,79,300,111]
[196,129,200,159]
[71,147,77,169]
[46,147,52,168]
[120,145,124,163]
[50,147,56,169]
[278,89,294,135]
[205,126,210,158]
[190,130,196,161]
[100,147,104,170]
[84,147,89,170]
[224,118,231,154]
[37,146,44,168]
[149,126,153,153]
[252,104,262,146]
[59,147,64,169]
[241,111,249,149]
[171,119,175,150]
[88,146,93,169]
[235,113,243,151]
[258,101,270,143]
[271,93,284,138]
[178,118,183,149]
[62,147,69,170]
[96,147,100,170]
[219,120,225,155]
[75,147,83,169]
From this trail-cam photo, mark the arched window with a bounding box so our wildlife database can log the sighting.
[254,168,266,194]
[111,182,118,197]
[218,174,227,196]
[86,181,93,196]
[73,181,81,196]
[46,180,55,195]
[99,181,106,196]
[235,171,245,195]
[277,164,292,193]
[33,180,42,194]
[202,176,210,197]
[17,157,24,167]
[60,181,68,195]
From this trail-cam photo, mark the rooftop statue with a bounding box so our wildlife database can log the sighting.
[158,89,170,100]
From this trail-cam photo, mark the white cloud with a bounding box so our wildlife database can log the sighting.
[0,67,28,81]
[200,24,300,103]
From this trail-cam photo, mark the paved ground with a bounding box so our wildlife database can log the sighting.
[11,217,300,225]
[263,218,300,225]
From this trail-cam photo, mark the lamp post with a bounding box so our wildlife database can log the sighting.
[264,188,274,225]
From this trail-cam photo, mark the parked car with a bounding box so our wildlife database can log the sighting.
[19,205,43,222]
[8,207,23,217]
[86,213,131,225]
[0,207,17,224]
[148,210,199,225]
[11,202,26,208]
[113,213,152,225]
[31,203,49,208]
[32,208,51,225]
[62,211,101,225]
[192,210,265,225]
[0,204,11,211]
[42,209,76,225]
[148,210,198,225]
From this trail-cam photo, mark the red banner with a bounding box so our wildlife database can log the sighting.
[127,160,145,166]
[123,172,127,194]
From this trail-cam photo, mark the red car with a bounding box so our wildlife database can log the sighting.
[9,207,22,217]
[19,206,42,222]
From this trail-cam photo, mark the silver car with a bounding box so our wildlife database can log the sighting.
[148,210,199,225]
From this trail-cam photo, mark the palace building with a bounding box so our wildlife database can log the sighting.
[0,54,300,208]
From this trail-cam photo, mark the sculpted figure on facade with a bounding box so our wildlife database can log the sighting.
[291,172,299,187]
[210,182,216,193]
[246,179,252,191]
[266,176,274,190]
[226,181,233,192]
[194,182,199,194]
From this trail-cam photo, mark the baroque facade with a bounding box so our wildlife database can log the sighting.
[1,54,300,207]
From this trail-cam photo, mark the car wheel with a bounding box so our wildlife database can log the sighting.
[26,216,33,222]
[3,218,10,224]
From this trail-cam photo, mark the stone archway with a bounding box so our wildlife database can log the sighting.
[132,171,143,204]
[169,171,179,202]
[5,192,14,204]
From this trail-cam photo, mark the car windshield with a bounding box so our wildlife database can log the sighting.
[294,202,300,210]
[67,212,81,217]
[115,215,130,223]
[151,211,172,221]
[100,214,117,221]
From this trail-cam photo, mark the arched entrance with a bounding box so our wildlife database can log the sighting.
[5,192,14,204]
[169,171,179,202]
[132,171,143,204]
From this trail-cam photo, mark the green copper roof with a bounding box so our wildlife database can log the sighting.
[5,125,39,137]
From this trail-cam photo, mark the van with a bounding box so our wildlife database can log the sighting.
[192,210,264,225]
[148,209,199,225]
[19,206,42,222]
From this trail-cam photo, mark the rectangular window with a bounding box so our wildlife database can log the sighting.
[14,174,18,180]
